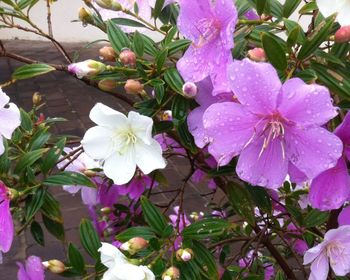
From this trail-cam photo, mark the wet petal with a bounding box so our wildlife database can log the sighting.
[236,136,288,189]
[285,126,343,179]
[335,112,350,161]
[278,78,337,126]
[227,59,282,114]
[309,158,350,211]
[188,106,209,148]
[288,162,307,183]
[304,243,324,264]
[203,102,259,166]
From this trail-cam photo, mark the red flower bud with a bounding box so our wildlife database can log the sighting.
[124,79,144,94]
[248,48,267,62]
[119,48,136,67]
[335,26,350,43]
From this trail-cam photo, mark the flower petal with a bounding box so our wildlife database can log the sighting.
[338,206,350,226]
[25,256,44,280]
[330,249,350,276]
[0,103,21,139]
[203,102,258,166]
[134,139,166,175]
[81,126,115,160]
[317,0,339,18]
[0,199,14,253]
[309,253,330,280]
[324,225,350,242]
[17,262,29,280]
[0,88,10,108]
[81,187,99,206]
[309,158,350,211]
[278,78,337,126]
[337,0,350,26]
[98,242,127,268]
[288,163,307,184]
[227,59,282,114]
[285,126,343,179]
[103,150,136,185]
[188,106,209,148]
[140,266,156,280]
[89,103,128,130]
[0,138,4,156]
[335,112,350,161]
[128,111,153,145]
[236,137,288,189]
[304,243,324,264]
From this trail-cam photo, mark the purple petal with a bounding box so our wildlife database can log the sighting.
[324,225,350,243]
[278,78,337,126]
[338,206,350,226]
[285,126,343,179]
[309,254,329,280]
[210,55,234,95]
[188,106,211,148]
[335,112,350,161]
[288,163,307,183]
[25,256,44,280]
[227,59,282,114]
[203,102,259,166]
[330,249,350,276]
[244,10,259,20]
[62,185,82,194]
[17,262,30,280]
[309,158,350,211]
[304,243,324,264]
[0,195,14,253]
[81,187,99,206]
[236,137,288,189]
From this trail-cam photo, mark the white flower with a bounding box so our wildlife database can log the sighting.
[0,88,20,156]
[81,103,166,185]
[317,0,350,26]
[98,242,155,280]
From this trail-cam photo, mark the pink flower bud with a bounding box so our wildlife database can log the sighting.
[99,46,116,61]
[98,79,117,92]
[247,48,267,62]
[42,260,66,274]
[182,82,197,98]
[162,110,172,121]
[124,79,144,94]
[176,248,194,262]
[68,60,106,79]
[119,48,136,67]
[162,267,180,280]
[335,26,350,43]
[120,237,149,255]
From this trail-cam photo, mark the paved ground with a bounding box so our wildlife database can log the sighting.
[0,40,216,279]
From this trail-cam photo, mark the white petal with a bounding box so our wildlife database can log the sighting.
[103,150,136,185]
[81,126,115,160]
[128,111,153,145]
[98,242,127,269]
[90,103,128,130]
[317,0,339,17]
[0,89,10,108]
[0,138,4,156]
[0,103,21,139]
[62,185,82,194]
[140,266,155,280]
[134,139,166,175]
[111,263,147,280]
[101,267,117,280]
[337,0,350,26]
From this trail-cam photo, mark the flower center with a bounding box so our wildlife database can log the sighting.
[326,241,345,266]
[113,129,138,155]
[194,18,221,48]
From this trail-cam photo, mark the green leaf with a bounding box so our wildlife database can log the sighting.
[164,68,184,94]
[25,187,46,221]
[133,30,144,57]
[182,218,230,240]
[12,64,55,80]
[28,127,50,150]
[30,221,45,246]
[227,182,255,225]
[68,243,86,274]
[192,240,219,280]
[177,121,197,154]
[14,148,47,174]
[42,214,65,241]
[154,83,165,104]
[79,219,101,260]
[297,15,336,60]
[140,196,168,236]
[303,209,329,228]
[116,227,156,242]
[44,171,95,188]
[287,25,301,49]
[167,39,191,56]
[171,95,189,123]
[107,20,130,52]
[156,48,168,73]
[153,0,165,19]
[18,0,38,9]
[261,33,287,71]
[246,185,272,213]
[41,137,66,174]
[20,109,33,131]
[41,191,63,223]
[283,0,302,18]
[256,0,267,15]
[111,17,147,28]
[275,270,286,280]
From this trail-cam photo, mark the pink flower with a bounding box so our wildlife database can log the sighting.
[304,225,350,280]
[203,59,342,189]
[17,256,45,280]
[0,181,14,263]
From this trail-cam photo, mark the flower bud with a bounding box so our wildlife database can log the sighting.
[124,79,144,94]
[95,0,122,11]
[335,26,350,43]
[162,267,180,280]
[100,207,112,215]
[78,7,93,24]
[189,211,204,221]
[99,46,116,62]
[247,48,267,62]
[162,110,172,121]
[83,169,97,177]
[42,260,66,274]
[119,48,136,67]
[68,60,106,79]
[83,0,93,7]
[7,188,19,200]
[98,79,117,92]
[176,248,194,262]
[120,237,148,254]
[182,82,197,98]
[32,92,42,106]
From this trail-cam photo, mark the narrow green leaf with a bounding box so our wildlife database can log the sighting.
[261,33,287,71]
[41,137,66,174]
[140,196,168,236]
[164,68,184,94]
[156,48,168,73]
[111,17,147,28]
[30,221,45,246]
[182,218,230,240]
[106,20,130,52]
[192,240,219,280]
[44,171,95,188]
[26,188,46,221]
[20,108,32,131]
[133,30,144,57]
[256,0,267,15]
[12,64,55,80]
[79,219,101,260]
[116,227,156,242]
[68,243,86,274]
[303,209,329,228]
[42,214,65,241]
[14,148,47,174]
[283,0,302,18]
[153,0,165,19]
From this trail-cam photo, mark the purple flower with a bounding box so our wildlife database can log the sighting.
[339,206,350,226]
[0,181,14,263]
[117,175,156,201]
[57,147,101,206]
[244,10,259,20]
[187,78,234,148]
[155,133,186,155]
[169,206,190,250]
[304,225,350,280]
[203,59,342,189]
[176,0,237,95]
[309,112,350,210]
[17,256,45,280]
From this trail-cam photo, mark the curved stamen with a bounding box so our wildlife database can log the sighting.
[193,18,221,48]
